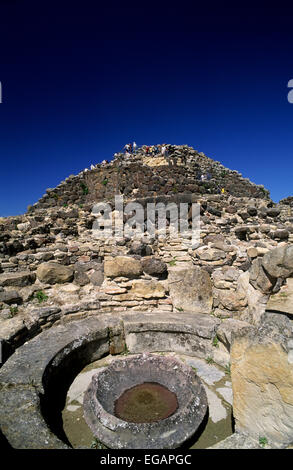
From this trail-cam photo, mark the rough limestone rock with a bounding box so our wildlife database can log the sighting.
[104,256,142,278]
[249,257,276,294]
[168,266,213,313]
[266,278,293,314]
[0,290,22,305]
[231,320,293,447]
[129,279,166,298]
[216,318,253,350]
[0,271,36,287]
[262,245,293,279]
[213,288,247,312]
[141,257,167,276]
[36,262,74,284]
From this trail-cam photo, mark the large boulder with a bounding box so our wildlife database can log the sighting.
[36,262,74,284]
[262,245,293,279]
[168,266,213,313]
[141,257,167,276]
[0,271,36,287]
[231,315,293,447]
[104,256,142,278]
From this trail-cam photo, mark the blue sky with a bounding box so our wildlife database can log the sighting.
[0,3,293,216]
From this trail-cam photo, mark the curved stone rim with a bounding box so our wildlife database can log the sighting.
[83,353,208,449]
[0,311,223,449]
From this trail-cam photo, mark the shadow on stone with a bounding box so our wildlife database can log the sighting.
[180,408,209,449]
[40,340,109,447]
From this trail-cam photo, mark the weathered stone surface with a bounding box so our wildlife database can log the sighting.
[212,266,240,289]
[184,356,225,385]
[0,290,22,305]
[217,318,253,349]
[249,257,276,294]
[128,241,153,257]
[196,247,226,261]
[123,312,220,360]
[208,432,263,449]
[266,207,280,217]
[141,257,167,276]
[168,266,213,313]
[213,288,247,311]
[129,280,166,299]
[0,315,124,449]
[271,229,289,240]
[104,256,142,278]
[74,270,90,286]
[143,155,168,167]
[30,306,61,320]
[0,271,36,287]
[231,321,293,447]
[262,245,293,279]
[0,385,69,449]
[235,226,249,240]
[36,262,74,284]
[266,278,293,314]
[0,316,27,341]
[88,270,104,286]
[0,316,119,391]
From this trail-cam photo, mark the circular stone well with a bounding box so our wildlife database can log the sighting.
[83,353,208,449]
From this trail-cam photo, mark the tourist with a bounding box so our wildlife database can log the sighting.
[221,187,225,194]
[133,141,137,154]
[161,145,166,156]
[124,144,130,153]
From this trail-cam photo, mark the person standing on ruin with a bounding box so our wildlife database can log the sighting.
[124,143,130,153]
[133,141,137,154]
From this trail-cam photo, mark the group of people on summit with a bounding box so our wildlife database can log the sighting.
[123,142,168,158]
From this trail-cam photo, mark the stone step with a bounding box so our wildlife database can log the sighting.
[0,271,36,287]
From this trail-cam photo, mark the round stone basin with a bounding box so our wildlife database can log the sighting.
[83,353,208,449]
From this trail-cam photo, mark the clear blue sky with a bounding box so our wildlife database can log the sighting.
[0,2,293,216]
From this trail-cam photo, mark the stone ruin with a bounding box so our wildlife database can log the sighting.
[0,144,292,449]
